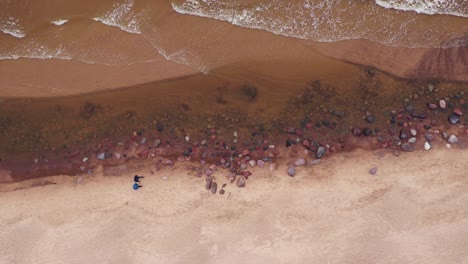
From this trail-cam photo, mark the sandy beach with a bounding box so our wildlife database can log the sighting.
[1,148,467,264]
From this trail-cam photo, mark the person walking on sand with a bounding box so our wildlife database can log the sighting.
[133,182,142,190]
[134,175,144,182]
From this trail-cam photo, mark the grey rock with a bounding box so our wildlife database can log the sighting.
[448,114,460,124]
[448,135,458,144]
[401,143,414,152]
[424,131,434,142]
[316,146,326,159]
[236,176,246,188]
[153,139,161,148]
[408,137,417,144]
[257,160,265,168]
[294,158,306,166]
[366,115,376,123]
[369,167,378,175]
[287,167,295,177]
[97,153,105,160]
[140,138,147,145]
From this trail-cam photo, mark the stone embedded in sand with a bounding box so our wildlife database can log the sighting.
[410,128,417,136]
[408,137,417,144]
[448,135,458,144]
[439,100,447,109]
[453,108,463,116]
[240,163,248,170]
[205,177,213,190]
[219,189,225,195]
[164,159,173,166]
[287,167,295,177]
[97,153,105,160]
[205,169,214,176]
[428,103,438,110]
[269,163,278,171]
[401,143,414,152]
[405,104,414,112]
[242,149,250,156]
[140,138,146,145]
[211,181,218,194]
[257,160,265,168]
[448,114,460,124]
[400,129,408,141]
[294,158,306,166]
[237,176,246,188]
[369,166,378,175]
[316,146,326,159]
[114,153,121,159]
[202,150,209,159]
[363,128,372,137]
[424,141,432,151]
[365,114,376,123]
[249,160,256,167]
[424,131,434,142]
[153,139,161,148]
[352,128,362,137]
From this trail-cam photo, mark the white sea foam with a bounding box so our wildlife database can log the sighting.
[51,19,69,26]
[92,0,142,34]
[375,0,468,18]
[0,43,72,61]
[0,17,26,38]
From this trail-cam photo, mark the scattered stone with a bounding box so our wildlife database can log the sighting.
[401,143,414,152]
[448,114,460,124]
[294,158,306,166]
[114,153,121,159]
[448,135,458,144]
[408,137,417,144]
[369,167,378,175]
[424,141,432,151]
[237,176,246,188]
[153,139,161,148]
[140,138,146,145]
[423,125,431,130]
[76,177,83,184]
[410,129,417,136]
[269,163,278,171]
[240,163,248,170]
[249,160,256,167]
[219,189,225,195]
[352,128,362,137]
[424,131,434,142]
[185,136,190,143]
[428,103,437,110]
[162,176,168,181]
[205,177,213,190]
[257,160,265,168]
[82,157,88,163]
[308,159,321,166]
[399,129,408,140]
[211,181,218,194]
[205,169,214,176]
[363,128,372,137]
[365,115,376,123]
[428,84,434,92]
[316,146,326,159]
[442,131,449,140]
[164,159,174,166]
[405,105,414,111]
[287,167,295,177]
[439,100,446,109]
[97,153,105,160]
[453,108,463,116]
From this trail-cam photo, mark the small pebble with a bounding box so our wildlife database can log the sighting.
[287,167,295,177]
[424,141,432,151]
[448,135,458,144]
[369,167,378,175]
[294,158,306,166]
[439,100,446,109]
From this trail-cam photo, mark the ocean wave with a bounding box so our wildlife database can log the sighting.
[0,17,26,38]
[171,0,467,48]
[51,19,69,26]
[0,42,72,61]
[375,0,468,18]
[92,0,142,34]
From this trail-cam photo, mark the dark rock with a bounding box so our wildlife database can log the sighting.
[286,139,292,148]
[448,114,460,124]
[156,122,164,132]
[219,189,225,195]
[401,143,414,152]
[424,131,434,142]
[369,166,378,175]
[405,105,414,111]
[423,125,432,130]
[399,129,408,140]
[363,128,372,137]
[428,103,438,110]
[205,177,213,190]
[316,146,326,159]
[352,128,362,137]
[211,181,218,194]
[287,167,295,177]
[366,114,376,123]
[236,176,246,187]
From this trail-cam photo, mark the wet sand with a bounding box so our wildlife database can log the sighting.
[1,148,468,264]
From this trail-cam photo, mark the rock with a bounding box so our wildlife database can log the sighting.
[153,139,161,148]
[363,128,372,137]
[269,163,278,171]
[211,181,218,194]
[428,84,434,92]
[401,143,414,152]
[410,128,417,136]
[164,159,174,166]
[316,146,326,159]
[352,128,362,137]
[237,176,246,187]
[408,137,417,144]
[399,129,408,140]
[249,160,256,167]
[82,157,88,162]
[202,150,209,159]
[453,108,463,116]
[405,105,414,111]
[294,158,306,166]
[240,163,248,170]
[365,115,376,123]
[205,169,214,176]
[424,131,434,142]
[424,141,432,151]
[308,159,321,166]
[369,167,378,175]
[156,122,164,132]
[448,135,458,144]
[185,136,190,143]
[448,114,460,124]
[428,103,438,110]
[97,153,105,160]
[205,177,213,190]
[140,138,147,145]
[76,177,83,184]
[257,160,265,168]
[442,132,449,139]
[114,153,121,159]
[219,189,225,195]
[287,167,295,177]
[439,100,446,109]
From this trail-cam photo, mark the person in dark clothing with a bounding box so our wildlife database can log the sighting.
[134,175,144,182]
[133,182,142,190]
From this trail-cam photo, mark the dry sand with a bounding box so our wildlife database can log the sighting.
[1,148,467,264]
